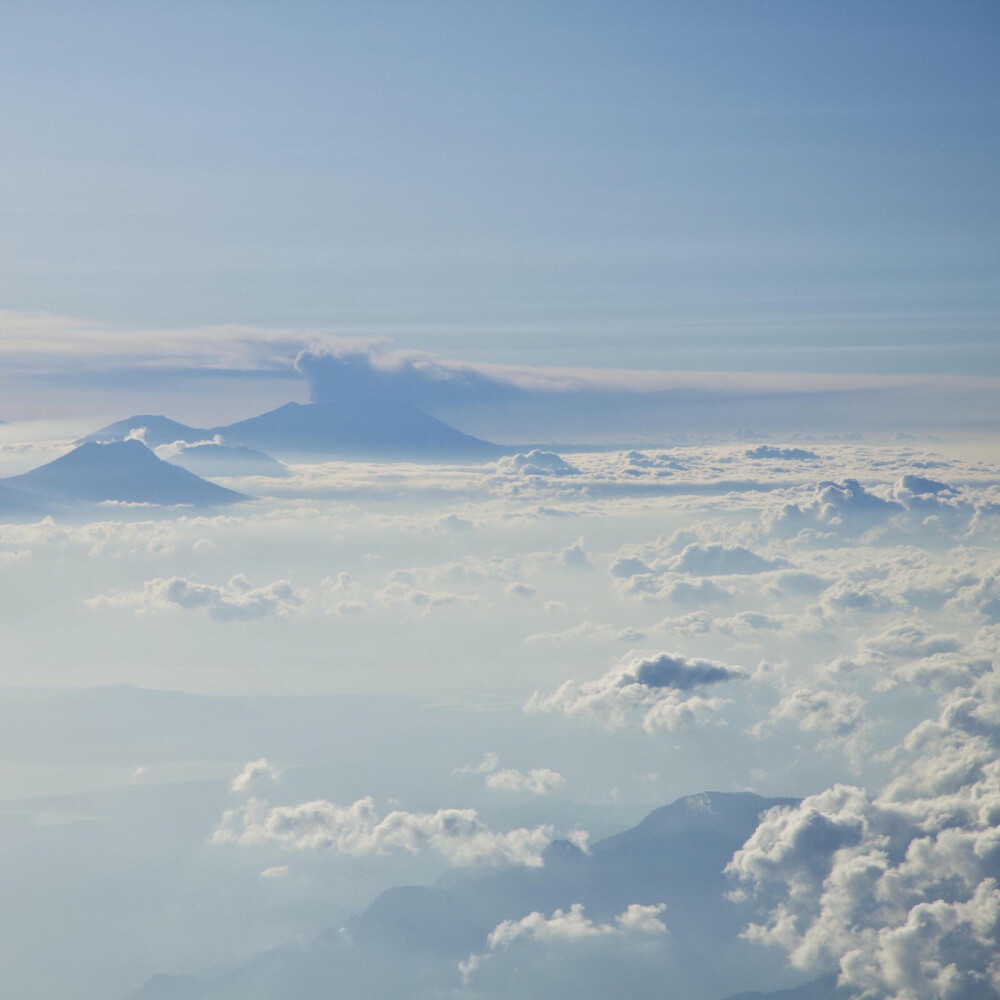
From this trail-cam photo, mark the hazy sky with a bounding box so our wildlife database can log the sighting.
[0,1,997,375]
[2,7,1000,1000]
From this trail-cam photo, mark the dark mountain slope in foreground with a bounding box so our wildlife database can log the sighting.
[210,398,505,461]
[5,441,249,506]
[125,791,819,1000]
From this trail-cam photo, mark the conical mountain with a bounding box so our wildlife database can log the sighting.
[5,440,249,506]
[77,415,208,448]
[210,397,504,461]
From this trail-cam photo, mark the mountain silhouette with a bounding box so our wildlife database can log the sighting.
[0,480,45,516]
[123,791,807,1000]
[80,398,504,462]
[722,975,841,1000]
[5,440,249,506]
[210,398,504,461]
[163,441,290,478]
[78,415,208,448]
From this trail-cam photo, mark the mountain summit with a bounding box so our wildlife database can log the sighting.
[5,440,249,506]
[79,398,504,462]
[211,398,504,460]
[78,415,207,448]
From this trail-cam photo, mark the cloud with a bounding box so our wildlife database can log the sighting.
[87,574,302,621]
[294,342,1000,440]
[665,610,786,637]
[230,758,282,793]
[4,314,995,419]
[669,543,789,576]
[760,474,1000,549]
[212,796,570,869]
[609,535,788,607]
[875,651,993,693]
[526,651,747,732]
[864,621,962,659]
[755,688,868,744]
[525,621,647,645]
[461,902,667,985]
[745,446,820,461]
[768,479,904,540]
[455,753,566,795]
[0,310,343,375]
[487,902,666,949]
[728,669,1000,1000]
[496,451,579,477]
[259,865,290,879]
[558,539,591,570]
[610,555,655,578]
[624,574,733,605]
[951,567,1000,624]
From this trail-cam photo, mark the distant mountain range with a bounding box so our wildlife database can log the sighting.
[123,791,825,1000]
[80,397,506,461]
[79,415,203,448]
[2,440,249,508]
[161,441,291,479]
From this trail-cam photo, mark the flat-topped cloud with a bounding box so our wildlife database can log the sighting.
[527,651,748,732]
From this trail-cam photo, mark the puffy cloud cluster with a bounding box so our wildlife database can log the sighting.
[87,574,301,621]
[670,543,789,576]
[609,535,790,607]
[764,475,1000,547]
[495,451,579,477]
[769,479,904,541]
[212,795,571,868]
[753,688,870,768]
[455,753,566,796]
[820,620,993,693]
[526,651,747,732]
[952,566,1000,625]
[745,445,819,461]
[460,902,667,984]
[728,668,1000,1000]
[487,902,667,949]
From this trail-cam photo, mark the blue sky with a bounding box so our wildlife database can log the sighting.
[1,0,997,375]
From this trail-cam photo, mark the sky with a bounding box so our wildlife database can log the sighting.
[0,1,998,375]
[1,5,1000,1000]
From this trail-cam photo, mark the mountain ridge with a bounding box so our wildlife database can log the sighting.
[122,790,808,1000]
[79,397,506,462]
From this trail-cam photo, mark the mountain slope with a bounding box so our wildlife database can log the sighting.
[722,975,841,1000]
[162,441,290,478]
[211,398,505,460]
[123,791,806,1000]
[80,397,505,462]
[0,480,46,516]
[77,415,209,447]
[5,441,250,506]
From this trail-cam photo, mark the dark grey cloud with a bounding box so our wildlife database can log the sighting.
[624,653,747,692]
